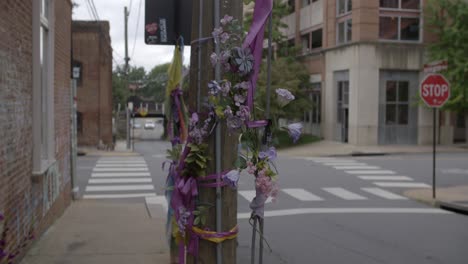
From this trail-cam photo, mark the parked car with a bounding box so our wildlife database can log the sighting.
[144,121,155,129]
[133,123,142,129]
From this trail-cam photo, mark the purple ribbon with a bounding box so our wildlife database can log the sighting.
[242,0,273,110]
[246,120,268,128]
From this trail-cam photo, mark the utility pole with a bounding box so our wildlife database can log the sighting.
[186,0,242,263]
[124,6,131,149]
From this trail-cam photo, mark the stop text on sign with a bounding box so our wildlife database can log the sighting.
[421,84,449,97]
[419,74,450,108]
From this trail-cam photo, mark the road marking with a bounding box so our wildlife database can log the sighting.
[95,164,148,168]
[83,193,157,199]
[91,172,151,177]
[99,158,145,161]
[323,162,367,166]
[238,191,272,203]
[97,161,147,164]
[373,182,431,188]
[85,185,154,192]
[358,176,413,181]
[311,159,357,163]
[281,188,323,201]
[322,188,367,200]
[88,178,152,184]
[345,170,396,175]
[92,168,149,172]
[333,166,381,170]
[237,207,451,219]
[361,188,407,200]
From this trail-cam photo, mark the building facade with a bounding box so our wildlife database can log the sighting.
[282,0,466,145]
[0,0,73,262]
[72,21,113,147]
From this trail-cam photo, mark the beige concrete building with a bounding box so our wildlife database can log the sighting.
[281,0,466,145]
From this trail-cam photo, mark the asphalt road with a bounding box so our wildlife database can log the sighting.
[76,135,468,264]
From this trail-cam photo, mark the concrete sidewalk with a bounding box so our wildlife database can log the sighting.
[278,140,468,157]
[20,201,169,264]
[404,186,468,215]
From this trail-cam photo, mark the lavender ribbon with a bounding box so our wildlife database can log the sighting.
[242,0,273,110]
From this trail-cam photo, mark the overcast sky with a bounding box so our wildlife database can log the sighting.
[72,0,191,72]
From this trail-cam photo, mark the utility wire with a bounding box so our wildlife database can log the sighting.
[128,0,134,15]
[89,0,100,20]
[130,0,143,59]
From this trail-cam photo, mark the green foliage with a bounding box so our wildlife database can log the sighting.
[166,144,182,161]
[254,56,312,127]
[273,130,321,149]
[140,63,170,102]
[183,143,210,178]
[426,0,468,111]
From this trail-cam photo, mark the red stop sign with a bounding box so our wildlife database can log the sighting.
[420,74,450,108]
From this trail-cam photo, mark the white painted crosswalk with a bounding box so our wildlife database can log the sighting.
[82,156,157,200]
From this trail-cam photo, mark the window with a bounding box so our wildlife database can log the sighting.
[311,28,322,49]
[33,0,55,173]
[385,81,409,125]
[379,16,420,41]
[337,0,352,16]
[301,33,310,54]
[380,0,420,10]
[304,84,321,125]
[379,0,421,41]
[337,19,352,44]
[337,81,349,122]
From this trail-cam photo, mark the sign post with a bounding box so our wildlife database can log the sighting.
[420,74,450,199]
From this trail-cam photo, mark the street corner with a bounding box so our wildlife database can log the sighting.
[404,186,468,214]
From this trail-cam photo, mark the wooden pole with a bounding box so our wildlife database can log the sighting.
[186,0,242,263]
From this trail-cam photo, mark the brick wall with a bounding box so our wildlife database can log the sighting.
[0,0,72,263]
[72,21,113,147]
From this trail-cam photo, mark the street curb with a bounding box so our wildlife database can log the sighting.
[438,201,468,216]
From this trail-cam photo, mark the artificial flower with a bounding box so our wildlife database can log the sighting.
[220,15,234,25]
[223,170,240,189]
[276,88,295,107]
[208,80,221,95]
[231,47,254,76]
[286,123,303,143]
[258,146,277,161]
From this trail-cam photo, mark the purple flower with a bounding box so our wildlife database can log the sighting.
[0,213,4,221]
[0,249,6,259]
[212,27,223,39]
[286,123,303,143]
[177,206,191,236]
[258,147,277,161]
[220,15,234,25]
[224,106,233,118]
[234,81,250,90]
[236,105,250,120]
[223,170,240,189]
[221,80,231,96]
[234,94,246,106]
[190,113,199,127]
[227,116,243,130]
[208,80,221,95]
[220,32,230,43]
[276,88,295,107]
[231,47,254,76]
[210,52,219,66]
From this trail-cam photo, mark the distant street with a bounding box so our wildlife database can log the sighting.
[76,123,468,263]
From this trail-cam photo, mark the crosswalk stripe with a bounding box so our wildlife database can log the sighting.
[358,176,413,181]
[361,188,407,200]
[323,162,366,166]
[85,185,154,192]
[345,170,396,175]
[333,166,380,170]
[373,182,430,188]
[99,158,145,161]
[91,172,151,177]
[238,191,272,203]
[311,159,356,163]
[89,178,152,184]
[93,168,149,172]
[96,164,148,167]
[97,161,147,164]
[281,189,323,201]
[322,188,367,200]
[83,193,157,199]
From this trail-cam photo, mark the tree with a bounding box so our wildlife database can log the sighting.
[426,0,468,142]
[140,63,170,102]
[111,65,146,110]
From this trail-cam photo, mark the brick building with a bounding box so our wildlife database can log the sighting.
[0,0,73,262]
[281,0,466,145]
[72,21,113,147]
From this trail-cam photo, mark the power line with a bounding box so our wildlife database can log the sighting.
[130,0,143,59]
[84,0,94,20]
[88,0,100,20]
[128,0,134,15]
